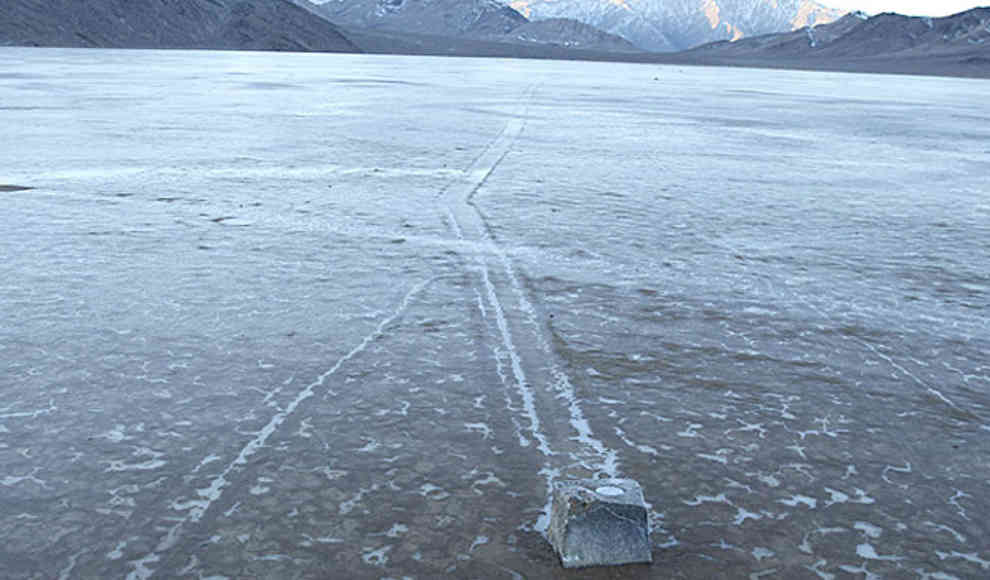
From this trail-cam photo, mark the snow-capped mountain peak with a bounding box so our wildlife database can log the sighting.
[505,0,844,51]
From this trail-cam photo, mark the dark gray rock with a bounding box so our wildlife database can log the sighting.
[548,478,651,568]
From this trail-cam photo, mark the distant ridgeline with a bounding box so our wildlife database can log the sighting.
[309,0,847,52]
[0,0,639,54]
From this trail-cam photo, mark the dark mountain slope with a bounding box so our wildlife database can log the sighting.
[688,7,990,59]
[821,8,990,57]
[0,0,358,52]
[502,17,640,52]
[671,8,990,78]
[313,0,528,39]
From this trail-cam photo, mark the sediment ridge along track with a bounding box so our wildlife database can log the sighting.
[436,85,620,530]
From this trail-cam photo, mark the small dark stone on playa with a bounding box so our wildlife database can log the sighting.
[0,185,33,192]
[548,478,652,568]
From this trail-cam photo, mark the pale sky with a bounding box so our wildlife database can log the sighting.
[821,1,986,17]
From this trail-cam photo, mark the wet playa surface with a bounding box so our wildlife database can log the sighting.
[1,48,989,579]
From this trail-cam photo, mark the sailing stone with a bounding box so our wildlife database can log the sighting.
[548,478,652,568]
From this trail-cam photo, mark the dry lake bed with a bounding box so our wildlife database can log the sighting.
[1,48,989,579]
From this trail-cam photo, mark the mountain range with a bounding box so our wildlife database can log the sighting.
[309,0,843,52]
[0,0,987,78]
[305,0,640,51]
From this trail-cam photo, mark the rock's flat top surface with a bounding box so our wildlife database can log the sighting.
[553,478,648,507]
